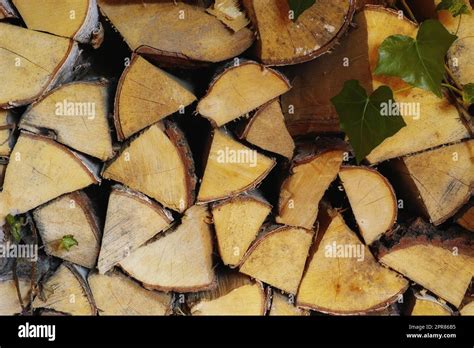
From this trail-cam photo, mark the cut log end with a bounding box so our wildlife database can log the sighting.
[197,61,291,127]
[119,205,215,292]
[339,166,397,244]
[297,209,408,314]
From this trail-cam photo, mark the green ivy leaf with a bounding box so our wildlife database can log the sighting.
[331,80,407,163]
[6,214,24,243]
[288,0,315,21]
[436,0,470,17]
[463,83,474,104]
[374,20,457,97]
[60,235,78,251]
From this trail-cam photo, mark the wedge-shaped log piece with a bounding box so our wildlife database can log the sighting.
[0,23,79,107]
[437,0,474,85]
[32,263,96,315]
[197,61,291,127]
[0,109,13,157]
[211,192,271,267]
[242,0,355,65]
[392,140,474,225]
[197,130,275,203]
[188,271,266,316]
[237,100,295,159]
[33,191,101,269]
[409,291,453,316]
[297,210,408,314]
[103,122,196,212]
[20,81,114,160]
[114,55,196,140]
[0,133,100,222]
[240,225,314,294]
[281,7,470,159]
[457,201,474,232]
[88,272,172,315]
[98,0,253,66]
[460,302,474,315]
[0,279,30,315]
[276,139,345,229]
[376,219,474,308]
[12,0,102,45]
[339,166,397,244]
[98,185,173,274]
[0,162,5,186]
[269,291,309,316]
[119,205,215,292]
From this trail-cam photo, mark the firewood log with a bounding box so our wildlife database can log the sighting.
[12,0,103,46]
[0,23,80,107]
[97,0,254,67]
[88,271,172,315]
[19,81,114,160]
[32,263,96,315]
[119,205,215,292]
[33,191,101,269]
[242,0,355,65]
[0,133,100,223]
[97,185,173,274]
[297,208,408,314]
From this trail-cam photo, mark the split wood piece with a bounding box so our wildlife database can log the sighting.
[114,55,196,140]
[0,109,13,157]
[206,0,249,32]
[88,272,172,315]
[339,166,397,244]
[97,185,173,274]
[197,130,275,203]
[239,225,314,294]
[0,0,17,19]
[269,291,309,316]
[375,218,474,308]
[102,121,196,212]
[211,191,272,267]
[32,263,96,315]
[33,191,101,269]
[0,23,80,108]
[409,291,453,316]
[456,201,474,232]
[391,140,474,225]
[97,0,254,66]
[0,162,5,187]
[12,0,103,46]
[197,61,291,127]
[460,302,474,315]
[297,210,408,314]
[437,0,474,86]
[19,81,114,161]
[242,0,355,65]
[119,205,215,292]
[237,100,295,159]
[276,139,345,229]
[0,279,30,315]
[281,6,470,160]
[0,132,100,223]
[188,271,266,315]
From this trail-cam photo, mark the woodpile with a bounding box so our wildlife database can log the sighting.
[0,0,472,317]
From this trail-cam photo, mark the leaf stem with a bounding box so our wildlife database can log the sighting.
[400,0,418,23]
[444,64,463,90]
[441,82,463,95]
[455,14,462,36]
